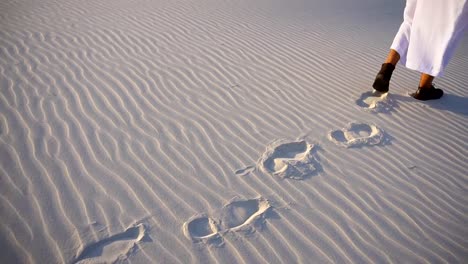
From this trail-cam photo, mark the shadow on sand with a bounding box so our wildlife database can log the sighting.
[391,93,468,115]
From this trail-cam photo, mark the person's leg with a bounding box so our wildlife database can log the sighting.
[418,73,434,88]
[372,50,399,92]
[373,0,417,93]
[390,0,417,65]
[384,49,401,66]
[411,73,443,100]
[409,1,467,100]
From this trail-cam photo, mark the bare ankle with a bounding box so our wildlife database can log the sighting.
[419,74,435,88]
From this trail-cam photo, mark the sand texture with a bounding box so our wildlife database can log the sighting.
[1,0,467,263]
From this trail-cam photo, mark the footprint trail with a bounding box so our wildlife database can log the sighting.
[258,140,319,180]
[183,216,219,242]
[75,224,146,264]
[328,122,385,148]
[356,91,394,112]
[221,198,271,232]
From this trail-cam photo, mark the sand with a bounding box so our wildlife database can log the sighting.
[1,0,467,263]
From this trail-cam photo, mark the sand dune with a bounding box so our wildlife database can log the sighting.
[1,0,467,263]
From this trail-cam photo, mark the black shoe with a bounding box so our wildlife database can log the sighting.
[411,85,444,101]
[372,63,395,93]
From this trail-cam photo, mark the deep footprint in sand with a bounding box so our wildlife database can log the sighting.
[259,140,319,180]
[75,223,146,263]
[183,216,219,242]
[356,91,393,112]
[220,198,271,232]
[328,122,384,148]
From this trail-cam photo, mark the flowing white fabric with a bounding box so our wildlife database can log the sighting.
[391,0,468,77]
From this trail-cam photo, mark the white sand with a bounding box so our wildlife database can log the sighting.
[1,0,467,263]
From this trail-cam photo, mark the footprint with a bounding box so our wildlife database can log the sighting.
[183,216,219,242]
[75,223,146,264]
[258,140,319,180]
[328,122,384,148]
[356,91,393,112]
[220,198,271,232]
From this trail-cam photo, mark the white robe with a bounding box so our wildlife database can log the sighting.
[391,0,468,77]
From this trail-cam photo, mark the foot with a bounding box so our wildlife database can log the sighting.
[372,63,395,93]
[411,85,443,101]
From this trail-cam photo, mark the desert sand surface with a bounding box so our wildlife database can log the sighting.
[1,0,467,263]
